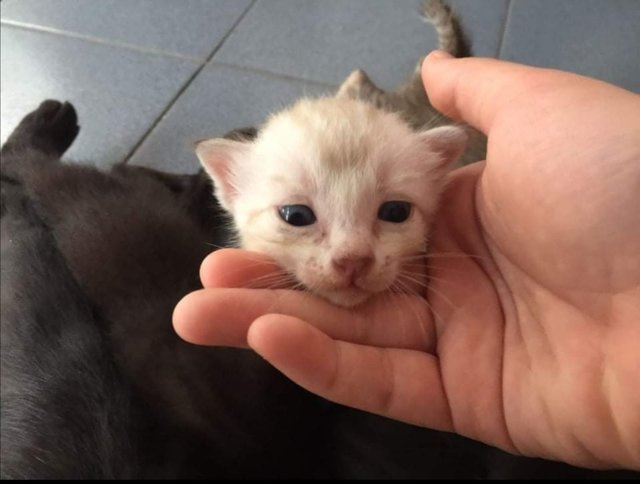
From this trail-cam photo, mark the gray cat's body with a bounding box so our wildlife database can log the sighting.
[335,0,487,166]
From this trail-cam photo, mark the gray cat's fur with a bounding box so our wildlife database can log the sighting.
[335,0,487,166]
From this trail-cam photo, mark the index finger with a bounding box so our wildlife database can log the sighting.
[200,248,288,289]
[172,287,436,353]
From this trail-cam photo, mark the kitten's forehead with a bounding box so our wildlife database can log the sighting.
[260,98,411,165]
[247,96,437,222]
[257,97,417,180]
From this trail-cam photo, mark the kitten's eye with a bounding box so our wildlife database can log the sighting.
[378,201,411,223]
[278,204,317,226]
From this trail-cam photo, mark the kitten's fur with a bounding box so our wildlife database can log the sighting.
[195,1,477,308]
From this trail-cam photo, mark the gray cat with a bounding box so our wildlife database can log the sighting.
[335,0,487,166]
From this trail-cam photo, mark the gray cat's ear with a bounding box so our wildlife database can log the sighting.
[335,69,384,101]
[194,138,250,211]
[419,126,469,172]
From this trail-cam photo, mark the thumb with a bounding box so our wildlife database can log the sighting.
[421,51,550,135]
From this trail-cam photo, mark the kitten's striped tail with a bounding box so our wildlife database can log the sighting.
[420,0,471,58]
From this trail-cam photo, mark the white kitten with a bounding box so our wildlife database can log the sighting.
[196,96,467,308]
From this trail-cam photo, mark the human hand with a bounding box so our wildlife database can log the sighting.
[173,52,640,470]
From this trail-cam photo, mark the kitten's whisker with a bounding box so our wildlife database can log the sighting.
[400,270,459,289]
[401,265,465,287]
[399,282,447,330]
[246,272,298,289]
[380,286,415,343]
[389,279,436,345]
[392,277,422,298]
[396,268,430,286]
[424,265,468,276]
[401,263,469,279]
[426,252,487,262]
[399,256,471,279]
[203,241,236,251]
[425,274,458,287]
[396,273,429,290]
[200,258,274,275]
[401,252,487,265]
[245,270,292,283]
[239,275,303,318]
[424,284,456,311]
[400,255,469,272]
[398,271,456,309]
[201,258,292,287]
[198,246,284,268]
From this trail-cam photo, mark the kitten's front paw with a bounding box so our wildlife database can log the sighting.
[3,100,79,157]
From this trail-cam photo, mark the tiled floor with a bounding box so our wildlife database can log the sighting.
[2,0,639,173]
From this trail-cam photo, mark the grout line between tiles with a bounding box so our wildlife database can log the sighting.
[121,0,258,164]
[497,0,513,58]
[208,61,338,90]
[199,0,258,66]
[0,19,202,62]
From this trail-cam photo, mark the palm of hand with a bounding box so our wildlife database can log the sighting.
[430,74,640,467]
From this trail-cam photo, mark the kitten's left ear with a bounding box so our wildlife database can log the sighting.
[194,138,251,212]
[419,126,469,172]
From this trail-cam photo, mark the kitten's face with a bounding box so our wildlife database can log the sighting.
[197,97,467,307]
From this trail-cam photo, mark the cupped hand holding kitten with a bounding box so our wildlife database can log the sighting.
[173,52,640,470]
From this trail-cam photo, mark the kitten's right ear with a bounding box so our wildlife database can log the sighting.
[418,125,469,174]
[194,138,250,211]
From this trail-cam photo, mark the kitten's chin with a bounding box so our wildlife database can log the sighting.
[320,287,373,308]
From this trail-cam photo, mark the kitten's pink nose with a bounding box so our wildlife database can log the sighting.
[331,256,373,284]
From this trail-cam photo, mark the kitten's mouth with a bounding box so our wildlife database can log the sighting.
[318,271,421,307]
[300,271,395,308]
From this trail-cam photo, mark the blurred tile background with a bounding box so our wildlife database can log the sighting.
[2,0,639,172]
